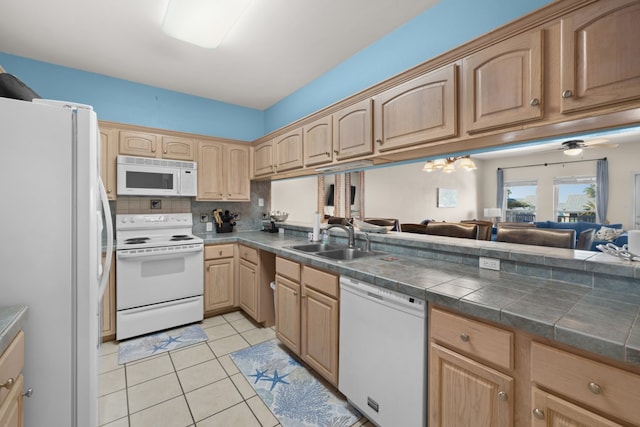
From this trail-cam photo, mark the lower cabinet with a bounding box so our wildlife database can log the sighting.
[101,252,116,341]
[0,331,25,427]
[275,256,340,386]
[238,245,275,326]
[203,244,235,315]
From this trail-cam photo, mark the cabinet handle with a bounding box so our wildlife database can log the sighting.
[562,90,573,98]
[22,388,33,398]
[334,149,339,154]
[151,142,156,153]
[107,188,112,194]
[0,377,14,389]
[219,250,223,256]
[497,391,508,401]
[163,149,167,154]
[588,382,602,395]
[293,291,298,296]
[532,408,545,420]
[530,98,540,106]
[460,333,469,342]
[376,138,383,145]
[325,151,330,156]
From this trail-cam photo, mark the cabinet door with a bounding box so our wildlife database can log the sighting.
[333,98,373,160]
[275,129,303,172]
[197,141,225,200]
[463,30,543,133]
[275,276,301,355]
[225,144,250,201]
[99,126,118,200]
[374,64,458,152]
[238,259,258,319]
[303,116,333,166]
[161,136,195,160]
[253,140,275,177]
[0,374,23,427]
[430,343,513,427]
[301,286,339,386]
[118,130,158,157]
[101,253,116,339]
[204,258,235,312]
[560,0,640,113]
[531,388,623,427]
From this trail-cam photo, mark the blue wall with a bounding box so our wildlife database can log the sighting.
[1,0,553,140]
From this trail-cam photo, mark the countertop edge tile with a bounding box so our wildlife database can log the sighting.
[0,305,28,355]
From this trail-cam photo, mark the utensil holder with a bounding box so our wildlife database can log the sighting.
[215,222,234,233]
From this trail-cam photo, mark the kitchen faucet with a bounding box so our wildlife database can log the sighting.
[326,223,356,248]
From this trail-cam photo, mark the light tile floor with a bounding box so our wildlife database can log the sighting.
[99,311,372,427]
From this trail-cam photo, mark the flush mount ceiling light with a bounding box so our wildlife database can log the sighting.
[422,155,476,173]
[162,0,252,48]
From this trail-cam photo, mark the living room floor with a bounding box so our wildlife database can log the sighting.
[98,311,372,427]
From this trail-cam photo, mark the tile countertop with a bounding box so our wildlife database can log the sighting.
[0,305,28,355]
[197,226,640,368]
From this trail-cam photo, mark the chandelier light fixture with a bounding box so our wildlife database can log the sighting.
[422,155,477,173]
[162,0,253,48]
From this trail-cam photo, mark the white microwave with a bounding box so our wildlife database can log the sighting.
[116,155,197,196]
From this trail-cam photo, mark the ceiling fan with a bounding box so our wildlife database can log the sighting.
[559,138,619,156]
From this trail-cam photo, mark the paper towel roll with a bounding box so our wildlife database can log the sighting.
[628,230,640,254]
[312,212,320,242]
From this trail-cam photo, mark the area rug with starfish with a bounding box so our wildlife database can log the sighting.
[230,339,361,427]
[118,324,208,365]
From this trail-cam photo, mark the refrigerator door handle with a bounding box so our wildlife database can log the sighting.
[98,177,113,298]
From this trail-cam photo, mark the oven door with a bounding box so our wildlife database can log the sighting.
[116,244,203,310]
[117,163,179,196]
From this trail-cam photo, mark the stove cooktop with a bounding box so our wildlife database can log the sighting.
[115,214,203,250]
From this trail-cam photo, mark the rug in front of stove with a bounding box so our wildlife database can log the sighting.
[230,339,361,427]
[117,323,208,365]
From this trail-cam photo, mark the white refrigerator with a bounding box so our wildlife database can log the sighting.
[0,96,113,427]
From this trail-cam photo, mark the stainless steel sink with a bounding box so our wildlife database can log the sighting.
[289,243,344,252]
[314,248,383,261]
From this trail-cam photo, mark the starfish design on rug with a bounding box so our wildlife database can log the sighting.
[162,335,183,346]
[151,343,168,353]
[248,369,270,384]
[261,369,289,391]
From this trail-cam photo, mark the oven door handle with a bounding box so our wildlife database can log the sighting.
[117,246,203,260]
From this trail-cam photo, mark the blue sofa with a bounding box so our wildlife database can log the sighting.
[533,221,627,251]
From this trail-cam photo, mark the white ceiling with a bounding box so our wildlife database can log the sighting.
[0,0,439,110]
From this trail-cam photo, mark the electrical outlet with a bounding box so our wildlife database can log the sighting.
[206,222,213,232]
[258,198,264,207]
[479,257,500,271]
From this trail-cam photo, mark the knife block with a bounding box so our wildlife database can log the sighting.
[215,222,234,233]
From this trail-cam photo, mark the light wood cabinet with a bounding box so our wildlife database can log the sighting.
[118,130,195,160]
[204,244,235,314]
[0,331,25,427]
[303,115,333,166]
[429,308,514,426]
[275,257,340,386]
[374,64,458,153]
[99,126,118,200]
[253,140,275,177]
[197,141,250,201]
[462,29,544,133]
[274,129,303,172]
[559,0,640,114]
[333,98,373,160]
[101,252,116,340]
[237,245,275,326]
[531,387,624,427]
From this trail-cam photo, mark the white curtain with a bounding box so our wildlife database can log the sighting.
[596,159,608,223]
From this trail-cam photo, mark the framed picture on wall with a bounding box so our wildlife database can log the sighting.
[437,188,457,208]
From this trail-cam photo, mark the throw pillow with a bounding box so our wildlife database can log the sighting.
[594,226,623,241]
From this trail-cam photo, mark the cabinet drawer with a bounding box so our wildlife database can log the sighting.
[0,331,24,407]
[238,245,258,264]
[204,244,234,260]
[301,266,338,298]
[276,257,300,282]
[531,341,640,425]
[431,308,513,370]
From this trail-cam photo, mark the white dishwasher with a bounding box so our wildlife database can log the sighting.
[339,276,426,427]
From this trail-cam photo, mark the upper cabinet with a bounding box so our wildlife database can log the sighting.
[274,129,303,172]
[253,139,275,177]
[99,126,117,200]
[303,116,333,167]
[374,64,458,153]
[333,98,373,160]
[118,130,195,160]
[197,141,249,201]
[462,30,543,133]
[559,0,640,113]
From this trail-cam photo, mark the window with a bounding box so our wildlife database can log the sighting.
[503,180,537,222]
[554,176,596,222]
